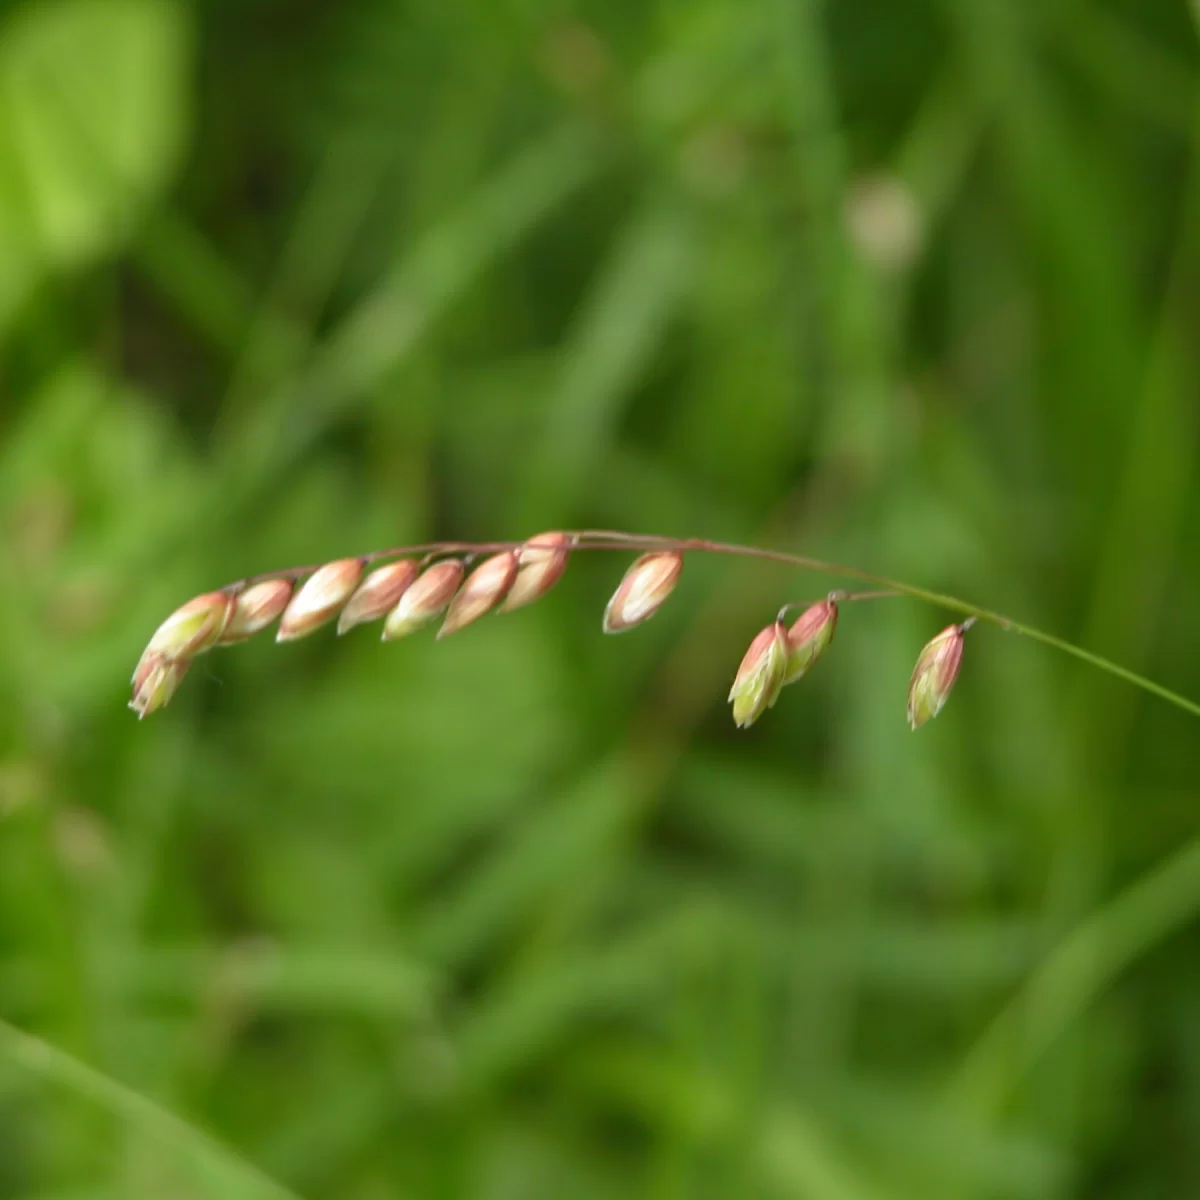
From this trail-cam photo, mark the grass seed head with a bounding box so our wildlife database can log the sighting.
[439,552,519,638]
[220,579,294,644]
[907,622,968,730]
[602,551,684,634]
[277,559,365,642]
[729,621,789,728]
[382,559,465,640]
[783,597,838,683]
[338,560,419,635]
[500,532,570,612]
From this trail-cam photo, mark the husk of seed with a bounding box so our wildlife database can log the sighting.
[338,560,419,635]
[382,559,465,640]
[277,559,364,642]
[602,551,684,634]
[142,591,233,663]
[907,622,967,730]
[130,591,233,704]
[220,579,294,644]
[729,621,790,728]
[439,552,518,638]
[500,532,571,612]
[783,597,838,684]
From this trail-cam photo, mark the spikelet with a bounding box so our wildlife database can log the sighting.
[501,533,570,612]
[439,552,519,637]
[782,597,838,684]
[129,653,192,719]
[382,560,466,641]
[728,622,790,728]
[220,580,294,644]
[602,552,683,634]
[338,561,419,635]
[907,621,970,730]
[277,559,365,642]
[141,592,233,662]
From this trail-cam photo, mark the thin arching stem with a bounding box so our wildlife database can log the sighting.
[227,530,1200,722]
[776,590,900,622]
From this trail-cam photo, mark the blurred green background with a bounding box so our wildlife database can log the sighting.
[2,0,1200,1196]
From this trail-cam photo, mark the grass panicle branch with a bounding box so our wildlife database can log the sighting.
[129,530,1200,728]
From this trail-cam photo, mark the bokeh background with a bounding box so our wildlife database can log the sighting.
[2,0,1200,1196]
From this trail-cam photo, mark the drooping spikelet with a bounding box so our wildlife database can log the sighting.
[782,597,838,684]
[728,622,790,728]
[129,653,192,719]
[907,621,970,730]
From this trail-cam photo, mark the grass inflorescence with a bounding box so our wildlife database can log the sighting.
[129,531,1200,730]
